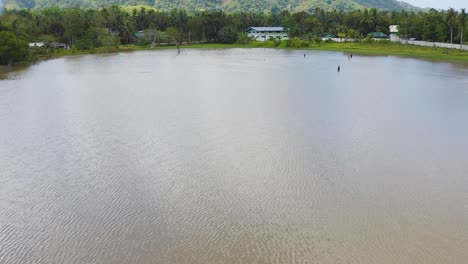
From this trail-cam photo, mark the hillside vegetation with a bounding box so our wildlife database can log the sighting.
[4,0,418,12]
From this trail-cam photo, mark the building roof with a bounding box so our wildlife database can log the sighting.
[246,27,287,32]
[322,34,337,38]
[369,32,389,38]
[389,25,398,33]
[135,31,145,37]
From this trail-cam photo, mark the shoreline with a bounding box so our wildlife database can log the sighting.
[185,43,468,64]
[47,43,468,63]
[3,42,468,75]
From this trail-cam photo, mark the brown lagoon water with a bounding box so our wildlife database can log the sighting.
[0,49,467,264]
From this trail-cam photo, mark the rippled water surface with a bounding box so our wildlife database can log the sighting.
[1,49,468,264]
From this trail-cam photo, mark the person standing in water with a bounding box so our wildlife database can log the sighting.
[304,54,306,58]
[338,65,341,72]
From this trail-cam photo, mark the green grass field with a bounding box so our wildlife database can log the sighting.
[185,42,468,63]
[309,42,468,62]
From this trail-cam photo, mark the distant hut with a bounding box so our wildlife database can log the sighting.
[389,25,399,42]
[29,42,45,48]
[50,42,69,49]
[369,32,389,39]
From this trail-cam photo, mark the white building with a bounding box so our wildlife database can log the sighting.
[29,42,45,47]
[246,27,289,42]
[389,25,399,42]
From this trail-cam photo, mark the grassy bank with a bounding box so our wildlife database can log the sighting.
[2,42,466,78]
[308,42,468,62]
[185,42,468,63]
[21,41,468,66]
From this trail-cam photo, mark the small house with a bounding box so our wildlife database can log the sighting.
[246,27,289,42]
[389,25,399,42]
[50,42,69,49]
[29,42,45,48]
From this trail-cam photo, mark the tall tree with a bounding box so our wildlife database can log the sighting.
[445,8,457,45]
[370,8,378,32]
[460,8,466,47]
[360,9,372,34]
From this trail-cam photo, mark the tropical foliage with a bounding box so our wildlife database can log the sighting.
[0,30,29,65]
[0,6,467,64]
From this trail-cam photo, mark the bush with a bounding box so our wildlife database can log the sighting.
[274,39,282,47]
[314,36,323,45]
[0,31,29,65]
[237,33,252,45]
[347,29,360,40]
[29,47,49,56]
[264,39,275,48]
[377,39,392,45]
[135,38,152,46]
[363,35,375,44]
[69,46,76,53]
[218,26,239,44]
[284,38,309,48]
[75,38,93,50]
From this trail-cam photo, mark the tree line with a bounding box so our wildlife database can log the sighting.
[0,6,467,64]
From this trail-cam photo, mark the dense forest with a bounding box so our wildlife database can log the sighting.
[4,0,418,12]
[0,6,467,64]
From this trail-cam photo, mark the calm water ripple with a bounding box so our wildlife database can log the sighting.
[1,49,468,264]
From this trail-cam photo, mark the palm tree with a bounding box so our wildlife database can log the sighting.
[460,9,466,47]
[446,8,457,45]
[370,8,378,32]
[360,9,371,34]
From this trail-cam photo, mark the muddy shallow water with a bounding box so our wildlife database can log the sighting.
[1,49,467,264]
